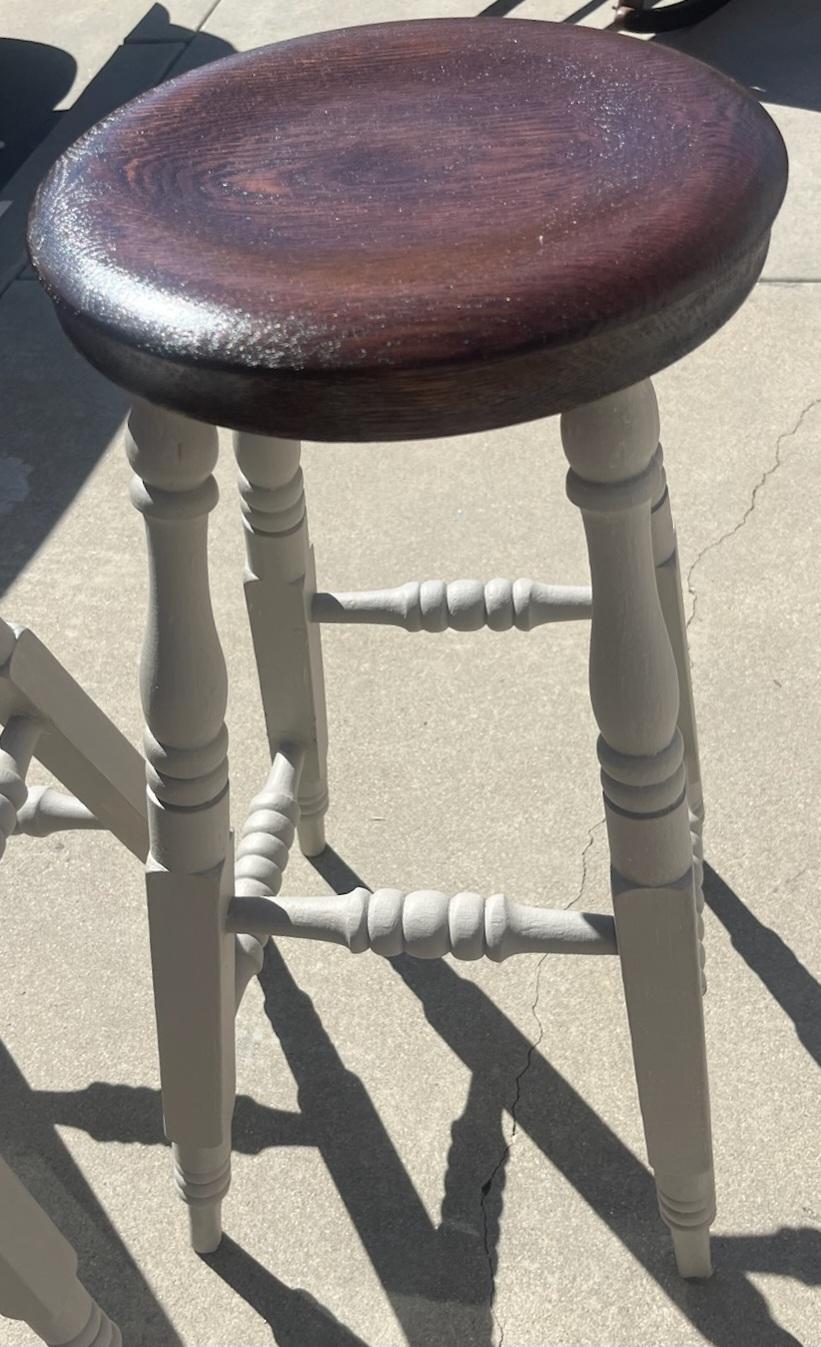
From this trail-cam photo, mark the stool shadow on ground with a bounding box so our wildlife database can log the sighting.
[0,5,235,603]
[657,0,821,113]
[0,40,76,188]
[703,862,820,1069]
[480,0,821,114]
[202,1239,372,1347]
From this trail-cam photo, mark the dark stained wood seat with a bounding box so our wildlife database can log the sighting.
[28,19,787,442]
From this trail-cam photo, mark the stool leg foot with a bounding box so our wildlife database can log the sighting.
[662,1187,714,1280]
[562,379,715,1281]
[671,1226,712,1280]
[659,1169,714,1277]
[234,433,329,852]
[173,1144,230,1253]
[188,1203,223,1256]
[127,402,236,1253]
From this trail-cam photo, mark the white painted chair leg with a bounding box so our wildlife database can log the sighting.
[0,715,41,859]
[0,1155,121,1346]
[234,433,329,856]
[127,401,235,1254]
[562,379,715,1280]
[649,412,707,990]
[651,449,703,814]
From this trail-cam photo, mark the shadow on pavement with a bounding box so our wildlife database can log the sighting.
[0,6,235,603]
[703,862,820,1069]
[482,0,821,114]
[203,1238,372,1347]
[0,40,76,189]
[0,1042,182,1345]
[657,0,821,112]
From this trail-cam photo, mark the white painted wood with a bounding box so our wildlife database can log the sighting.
[650,454,703,811]
[0,1154,121,1346]
[227,889,617,961]
[312,579,592,631]
[14,786,101,838]
[0,621,147,860]
[562,378,715,1280]
[234,432,328,857]
[234,744,303,1007]
[0,715,41,860]
[127,399,235,1254]
[0,617,16,665]
[648,409,707,992]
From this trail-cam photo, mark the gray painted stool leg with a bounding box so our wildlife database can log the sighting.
[233,433,329,857]
[127,401,235,1254]
[562,379,715,1279]
[649,405,707,990]
[0,715,41,859]
[0,1155,121,1345]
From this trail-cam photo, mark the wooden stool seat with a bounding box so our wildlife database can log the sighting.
[29,19,786,442]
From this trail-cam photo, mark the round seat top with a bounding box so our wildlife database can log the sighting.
[29,19,786,442]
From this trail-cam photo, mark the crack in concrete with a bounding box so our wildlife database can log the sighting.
[686,397,821,632]
[565,816,606,910]
[767,864,809,898]
[479,817,605,1343]
[479,952,544,1347]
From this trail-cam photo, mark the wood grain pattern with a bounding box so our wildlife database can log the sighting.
[29,19,787,441]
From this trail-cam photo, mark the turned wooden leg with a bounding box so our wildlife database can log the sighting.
[0,715,41,860]
[562,379,715,1279]
[234,432,328,858]
[233,745,303,1007]
[127,401,235,1254]
[0,1156,121,1346]
[649,418,707,990]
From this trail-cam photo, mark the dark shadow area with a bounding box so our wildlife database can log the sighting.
[703,862,820,1068]
[483,0,821,114]
[478,0,529,16]
[560,0,613,21]
[656,0,821,112]
[308,844,369,896]
[33,1080,311,1153]
[129,3,237,71]
[0,1042,182,1344]
[255,942,500,1345]
[0,7,235,603]
[203,1237,372,1347]
[617,0,733,34]
[124,1,227,47]
[394,954,813,1347]
[0,40,76,188]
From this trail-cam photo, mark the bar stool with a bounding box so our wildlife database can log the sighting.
[27,18,787,1283]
